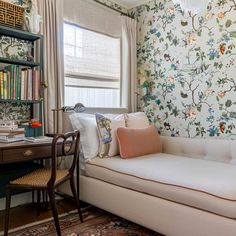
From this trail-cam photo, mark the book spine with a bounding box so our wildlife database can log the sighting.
[16,66,19,100]
[3,71,7,99]
[21,69,25,100]
[38,70,41,100]
[0,71,3,99]
[32,69,35,100]
[28,68,33,100]
[7,71,10,99]
[10,65,14,99]
[13,66,17,100]
[24,70,28,100]
[16,66,21,100]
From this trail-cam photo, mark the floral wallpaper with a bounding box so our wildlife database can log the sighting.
[130,0,236,139]
[0,36,32,61]
[0,102,31,121]
[94,0,128,14]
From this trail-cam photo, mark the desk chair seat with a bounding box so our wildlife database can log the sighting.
[10,169,69,188]
[4,132,83,236]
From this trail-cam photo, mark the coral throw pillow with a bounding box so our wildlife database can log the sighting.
[117,126,161,159]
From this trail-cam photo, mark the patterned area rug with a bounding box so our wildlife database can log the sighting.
[9,206,163,236]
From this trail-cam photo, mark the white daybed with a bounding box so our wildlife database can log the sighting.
[60,108,236,236]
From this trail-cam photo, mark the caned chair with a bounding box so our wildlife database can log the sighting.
[4,131,83,236]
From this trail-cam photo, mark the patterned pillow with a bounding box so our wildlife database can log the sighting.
[95,113,126,158]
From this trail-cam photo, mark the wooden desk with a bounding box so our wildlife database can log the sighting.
[0,140,79,198]
[0,141,52,164]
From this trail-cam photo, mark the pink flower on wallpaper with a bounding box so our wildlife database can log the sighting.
[167,76,175,83]
[187,33,196,45]
[218,91,225,98]
[167,7,175,14]
[217,12,225,20]
[205,13,213,20]
[204,88,212,96]
[186,107,197,119]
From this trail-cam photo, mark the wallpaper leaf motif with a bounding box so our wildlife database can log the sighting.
[94,0,128,14]
[0,103,31,121]
[130,0,236,138]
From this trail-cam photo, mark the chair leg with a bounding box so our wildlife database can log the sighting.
[70,178,83,223]
[47,187,61,236]
[32,190,35,204]
[4,188,11,236]
[37,190,41,216]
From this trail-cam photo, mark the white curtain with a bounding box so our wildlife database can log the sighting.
[121,16,137,112]
[38,0,64,134]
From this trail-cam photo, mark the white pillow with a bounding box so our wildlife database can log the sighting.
[69,113,99,160]
[96,113,126,158]
[125,112,150,128]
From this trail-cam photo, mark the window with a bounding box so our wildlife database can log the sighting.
[64,23,121,107]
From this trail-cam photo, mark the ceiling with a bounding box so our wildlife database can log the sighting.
[112,0,149,8]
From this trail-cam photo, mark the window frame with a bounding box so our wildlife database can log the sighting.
[63,21,122,108]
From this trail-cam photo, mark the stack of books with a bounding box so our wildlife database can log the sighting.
[0,125,25,143]
[0,65,41,101]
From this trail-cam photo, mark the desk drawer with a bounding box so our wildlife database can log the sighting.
[2,146,52,163]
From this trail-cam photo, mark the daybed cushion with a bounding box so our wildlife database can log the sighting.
[85,154,236,219]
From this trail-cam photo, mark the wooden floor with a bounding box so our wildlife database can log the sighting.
[0,199,77,232]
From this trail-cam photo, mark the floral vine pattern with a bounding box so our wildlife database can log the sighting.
[95,0,128,14]
[130,0,236,139]
[0,36,32,61]
[0,102,31,121]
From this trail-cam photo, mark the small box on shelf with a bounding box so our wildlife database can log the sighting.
[19,125,43,137]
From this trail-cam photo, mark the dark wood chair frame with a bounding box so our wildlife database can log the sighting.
[4,131,83,236]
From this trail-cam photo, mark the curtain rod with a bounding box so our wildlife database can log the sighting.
[93,0,133,18]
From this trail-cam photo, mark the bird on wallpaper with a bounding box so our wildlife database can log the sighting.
[164,54,171,61]
[220,43,226,55]
[181,91,188,98]
[164,122,171,130]
[219,122,226,133]
[181,21,188,26]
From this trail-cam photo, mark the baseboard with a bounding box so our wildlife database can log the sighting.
[0,192,32,211]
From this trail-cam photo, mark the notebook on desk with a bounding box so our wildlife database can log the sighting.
[24,136,53,143]
[0,137,25,143]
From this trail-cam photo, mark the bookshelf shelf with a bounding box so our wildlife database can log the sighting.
[0,99,41,104]
[0,25,42,42]
[0,57,40,67]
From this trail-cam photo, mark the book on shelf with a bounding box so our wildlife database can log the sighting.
[0,65,40,101]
